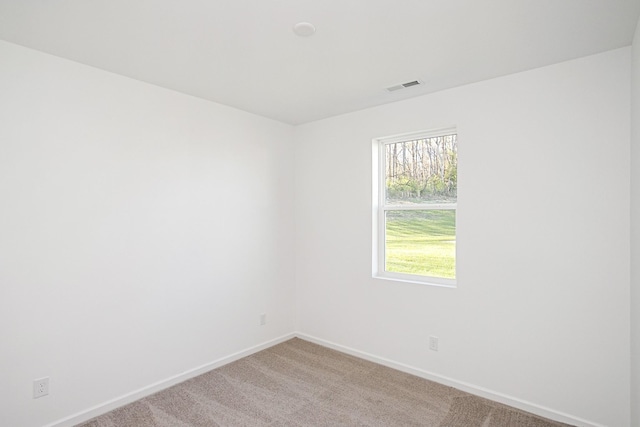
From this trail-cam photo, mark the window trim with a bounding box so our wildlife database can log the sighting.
[372,127,457,288]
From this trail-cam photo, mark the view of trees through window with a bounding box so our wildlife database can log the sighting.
[383,133,457,280]
[385,134,457,204]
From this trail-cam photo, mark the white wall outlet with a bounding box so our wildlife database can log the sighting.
[260,313,266,326]
[33,377,49,398]
[429,336,439,351]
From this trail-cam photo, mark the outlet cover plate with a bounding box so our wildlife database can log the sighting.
[33,377,49,398]
[429,336,439,351]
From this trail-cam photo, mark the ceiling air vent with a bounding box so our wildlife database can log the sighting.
[386,80,422,92]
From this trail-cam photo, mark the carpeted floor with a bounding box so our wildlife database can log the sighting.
[76,338,572,426]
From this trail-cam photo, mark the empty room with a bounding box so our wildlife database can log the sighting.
[1,1,639,426]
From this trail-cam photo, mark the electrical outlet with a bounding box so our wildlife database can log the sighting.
[33,377,49,398]
[260,313,266,326]
[429,336,439,352]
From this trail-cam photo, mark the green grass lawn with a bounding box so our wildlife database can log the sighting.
[385,210,456,279]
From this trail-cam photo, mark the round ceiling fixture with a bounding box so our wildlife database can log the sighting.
[293,22,316,37]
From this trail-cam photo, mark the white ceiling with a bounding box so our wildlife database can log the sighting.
[1,0,639,125]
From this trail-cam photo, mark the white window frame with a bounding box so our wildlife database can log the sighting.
[372,127,457,287]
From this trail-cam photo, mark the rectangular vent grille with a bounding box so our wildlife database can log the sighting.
[386,80,422,92]
[402,80,421,88]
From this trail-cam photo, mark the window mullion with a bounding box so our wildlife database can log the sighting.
[382,203,457,211]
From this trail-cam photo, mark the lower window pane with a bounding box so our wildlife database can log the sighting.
[385,210,456,279]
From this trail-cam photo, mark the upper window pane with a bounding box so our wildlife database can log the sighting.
[385,134,457,205]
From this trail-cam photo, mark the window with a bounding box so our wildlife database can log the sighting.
[373,128,457,286]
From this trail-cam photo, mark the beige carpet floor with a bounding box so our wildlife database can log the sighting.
[76,338,573,427]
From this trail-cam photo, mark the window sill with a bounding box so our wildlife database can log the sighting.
[373,273,457,288]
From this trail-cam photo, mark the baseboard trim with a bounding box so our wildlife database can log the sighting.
[295,333,604,427]
[45,333,296,427]
[45,331,606,427]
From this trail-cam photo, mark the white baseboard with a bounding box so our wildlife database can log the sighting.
[45,333,296,427]
[295,333,604,427]
[46,331,605,427]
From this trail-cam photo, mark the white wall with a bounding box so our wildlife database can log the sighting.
[0,37,633,427]
[295,48,631,426]
[0,40,296,427]
[631,16,640,427]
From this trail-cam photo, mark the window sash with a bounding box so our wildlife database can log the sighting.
[376,207,457,287]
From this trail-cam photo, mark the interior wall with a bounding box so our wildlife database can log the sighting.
[631,16,640,427]
[294,48,631,426]
[0,40,296,427]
